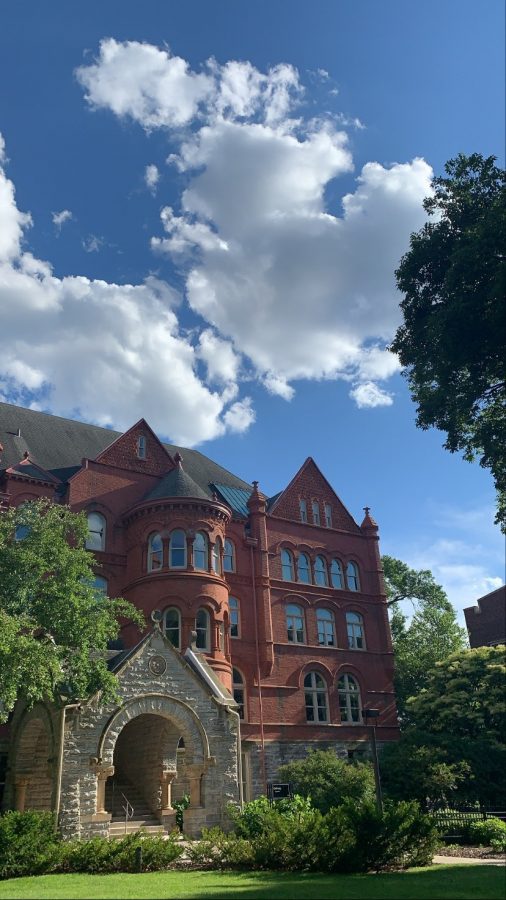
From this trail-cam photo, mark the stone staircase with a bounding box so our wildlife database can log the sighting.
[105,776,165,837]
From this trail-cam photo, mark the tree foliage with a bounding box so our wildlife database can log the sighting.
[382,556,467,722]
[391,154,506,530]
[0,499,144,721]
[277,749,375,814]
[381,645,506,808]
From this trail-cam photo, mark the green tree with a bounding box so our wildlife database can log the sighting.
[382,556,467,722]
[382,646,506,808]
[390,154,506,530]
[0,499,144,721]
[277,749,375,814]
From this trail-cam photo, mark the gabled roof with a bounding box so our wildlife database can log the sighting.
[6,455,61,485]
[0,401,252,495]
[269,456,361,532]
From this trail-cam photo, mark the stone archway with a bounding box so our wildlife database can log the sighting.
[14,716,53,813]
[96,695,211,833]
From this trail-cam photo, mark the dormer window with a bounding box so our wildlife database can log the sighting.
[137,435,147,459]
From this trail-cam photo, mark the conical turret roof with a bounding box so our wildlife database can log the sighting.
[144,456,211,502]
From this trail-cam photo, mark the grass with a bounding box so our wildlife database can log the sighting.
[0,867,504,900]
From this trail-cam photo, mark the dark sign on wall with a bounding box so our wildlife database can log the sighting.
[267,782,292,802]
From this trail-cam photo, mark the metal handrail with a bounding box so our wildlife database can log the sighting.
[121,791,134,834]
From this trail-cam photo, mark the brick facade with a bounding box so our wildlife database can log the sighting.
[0,404,399,837]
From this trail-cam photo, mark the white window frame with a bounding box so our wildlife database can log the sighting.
[346,611,366,650]
[281,548,295,581]
[346,561,360,592]
[169,529,187,569]
[195,608,211,651]
[212,538,222,574]
[286,603,305,643]
[297,552,311,584]
[86,512,106,552]
[338,673,363,723]
[164,607,181,649]
[233,667,246,721]
[223,539,235,573]
[193,531,208,571]
[330,559,344,589]
[304,671,329,723]
[148,532,163,571]
[229,596,240,638]
[137,435,147,459]
[314,555,329,587]
[316,608,335,646]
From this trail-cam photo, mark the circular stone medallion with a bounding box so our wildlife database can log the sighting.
[149,655,167,676]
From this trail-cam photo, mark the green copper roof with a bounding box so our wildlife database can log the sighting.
[212,483,251,518]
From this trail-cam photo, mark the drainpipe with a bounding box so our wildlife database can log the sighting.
[248,539,268,795]
[54,702,81,832]
[227,706,244,809]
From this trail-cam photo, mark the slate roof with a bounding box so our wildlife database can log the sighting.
[0,401,252,496]
[144,464,211,501]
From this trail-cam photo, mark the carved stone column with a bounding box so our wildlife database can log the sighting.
[14,776,29,812]
[186,764,204,808]
[93,764,115,814]
[160,769,177,812]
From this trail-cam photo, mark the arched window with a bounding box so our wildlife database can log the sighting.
[233,668,246,720]
[297,552,311,584]
[314,555,329,587]
[338,673,362,723]
[92,575,108,595]
[281,549,295,581]
[224,539,235,572]
[164,607,181,649]
[212,538,222,574]
[286,603,305,643]
[346,561,360,591]
[229,597,240,638]
[330,559,344,589]
[169,529,186,568]
[85,512,106,551]
[304,671,329,723]
[346,612,365,650]
[317,608,335,646]
[137,435,146,459]
[148,532,163,571]
[193,532,208,571]
[312,501,320,526]
[195,608,210,651]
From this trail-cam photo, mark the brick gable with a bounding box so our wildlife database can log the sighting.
[95,419,175,477]
[270,457,360,532]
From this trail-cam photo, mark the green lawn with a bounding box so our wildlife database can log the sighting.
[0,867,504,900]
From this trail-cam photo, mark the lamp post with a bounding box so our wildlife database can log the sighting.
[362,708,383,813]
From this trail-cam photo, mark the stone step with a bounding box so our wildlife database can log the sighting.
[109,822,165,837]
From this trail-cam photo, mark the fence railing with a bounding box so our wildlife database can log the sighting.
[429,805,506,841]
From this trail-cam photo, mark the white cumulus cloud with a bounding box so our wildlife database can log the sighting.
[52,209,73,232]
[144,163,160,193]
[0,136,253,446]
[349,381,394,408]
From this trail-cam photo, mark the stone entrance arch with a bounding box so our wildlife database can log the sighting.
[13,712,54,813]
[95,694,212,834]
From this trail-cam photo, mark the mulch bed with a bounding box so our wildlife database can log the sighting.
[437,845,506,860]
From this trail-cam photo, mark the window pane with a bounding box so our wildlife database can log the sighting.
[230,597,239,637]
[281,549,294,580]
[314,556,328,586]
[299,500,307,523]
[312,501,320,526]
[324,504,332,528]
[170,530,186,568]
[297,553,311,583]
[224,540,235,572]
[165,608,180,648]
[86,513,105,551]
[194,532,208,570]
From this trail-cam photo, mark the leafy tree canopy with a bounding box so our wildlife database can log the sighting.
[381,646,506,808]
[0,499,144,721]
[277,749,375,815]
[391,154,506,530]
[382,556,467,722]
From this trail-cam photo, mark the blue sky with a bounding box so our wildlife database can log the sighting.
[0,1,504,621]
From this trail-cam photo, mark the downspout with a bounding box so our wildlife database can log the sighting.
[248,540,268,794]
[227,706,244,809]
[54,702,81,832]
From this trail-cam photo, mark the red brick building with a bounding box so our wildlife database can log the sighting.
[0,401,398,829]
[464,586,506,649]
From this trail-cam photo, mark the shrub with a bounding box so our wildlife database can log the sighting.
[58,832,183,873]
[0,811,59,879]
[468,818,506,851]
[229,794,313,840]
[277,750,375,814]
[173,793,190,832]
